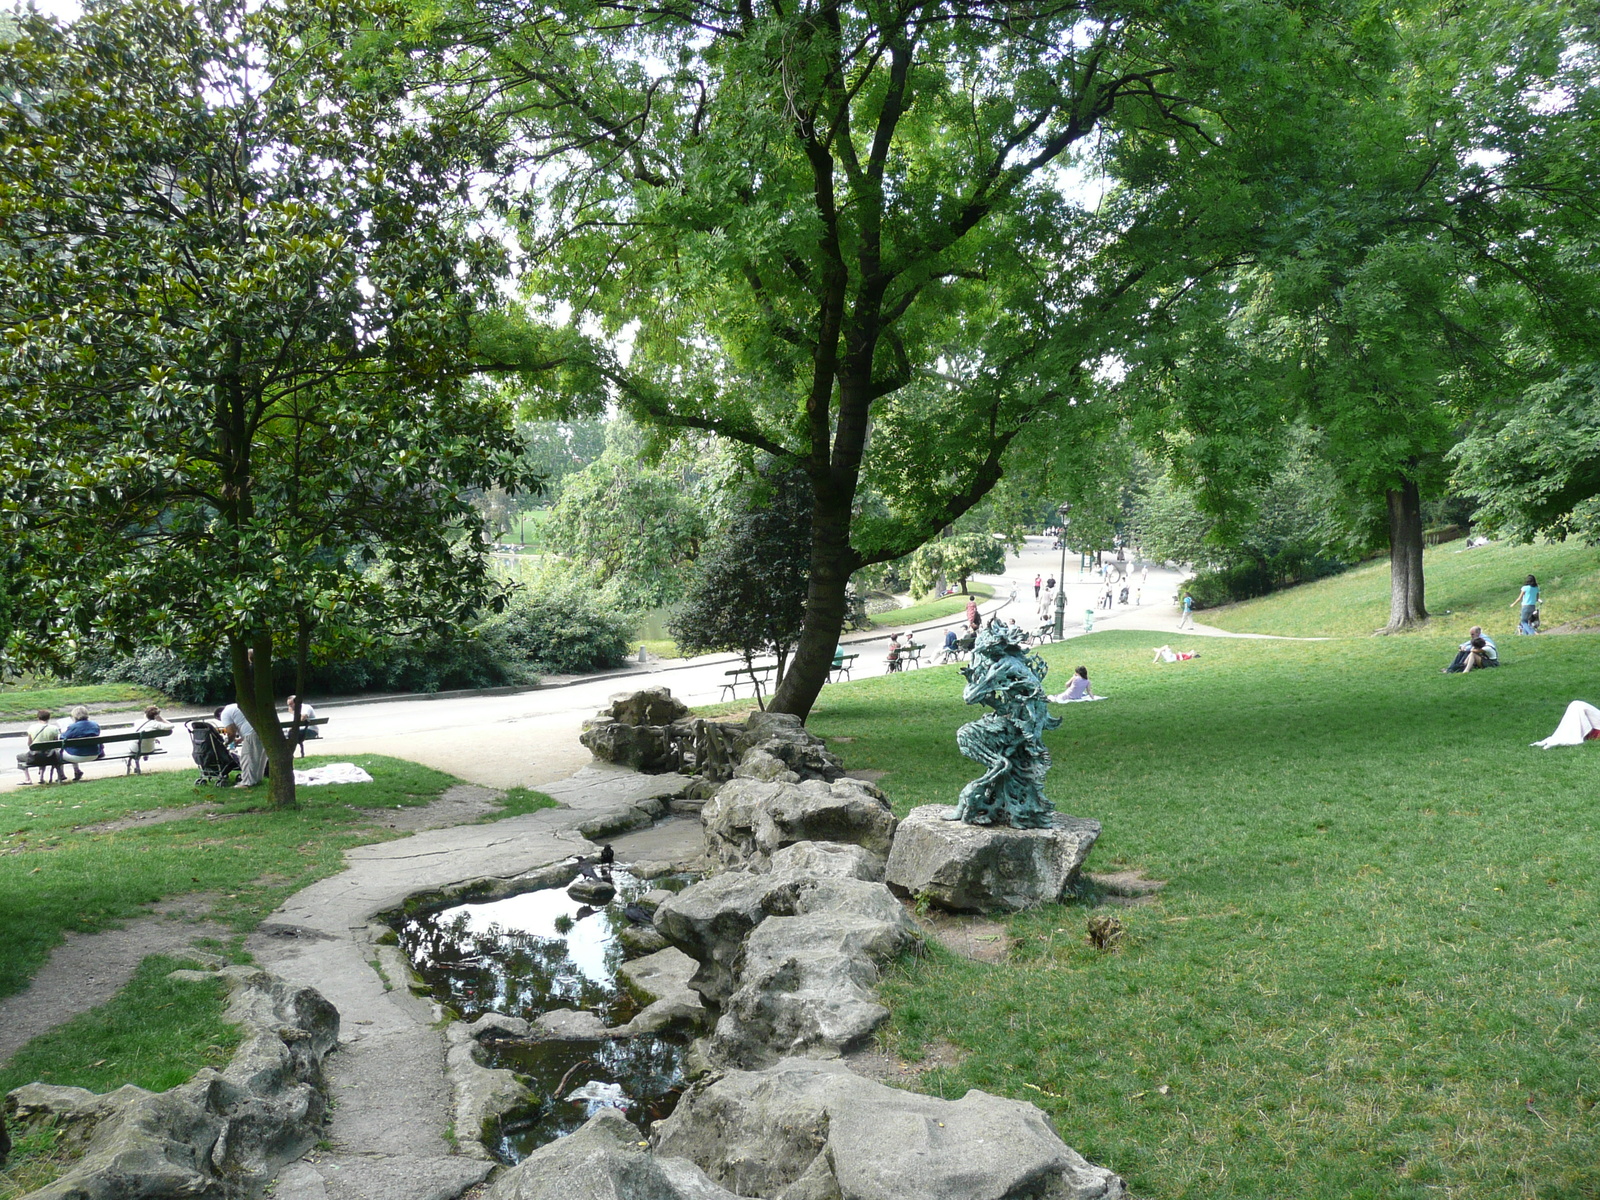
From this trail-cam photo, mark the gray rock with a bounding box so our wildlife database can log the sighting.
[701,777,897,872]
[740,712,845,783]
[579,719,678,773]
[5,971,338,1200]
[640,889,676,911]
[445,1024,532,1161]
[885,805,1103,913]
[567,877,618,905]
[654,1057,1127,1200]
[732,747,800,783]
[618,924,672,957]
[467,1013,533,1041]
[768,840,885,882]
[535,1009,613,1041]
[653,870,914,1006]
[708,911,912,1067]
[486,1107,741,1200]
[613,948,708,1037]
[607,687,691,727]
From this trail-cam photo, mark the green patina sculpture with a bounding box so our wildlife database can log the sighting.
[946,621,1061,828]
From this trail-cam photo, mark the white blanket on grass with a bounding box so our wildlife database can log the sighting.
[292,762,373,786]
[1531,701,1600,749]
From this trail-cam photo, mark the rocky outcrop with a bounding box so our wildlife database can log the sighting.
[613,947,708,1037]
[654,1057,1128,1200]
[486,1107,741,1200]
[884,804,1103,912]
[445,1021,533,1160]
[5,967,337,1200]
[579,688,693,773]
[735,711,846,784]
[707,911,910,1068]
[701,777,897,872]
[652,869,915,1008]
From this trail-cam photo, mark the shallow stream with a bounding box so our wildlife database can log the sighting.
[396,869,695,1161]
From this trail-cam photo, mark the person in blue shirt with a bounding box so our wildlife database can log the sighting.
[60,706,103,782]
[1513,575,1539,634]
[1177,591,1195,629]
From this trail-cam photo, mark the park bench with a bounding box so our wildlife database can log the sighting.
[828,653,858,683]
[8,724,177,778]
[901,642,925,669]
[720,665,774,704]
[283,715,330,758]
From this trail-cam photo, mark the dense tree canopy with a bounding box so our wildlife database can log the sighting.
[423,0,1380,715]
[0,0,534,805]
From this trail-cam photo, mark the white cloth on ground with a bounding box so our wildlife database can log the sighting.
[293,762,373,786]
[1531,700,1600,748]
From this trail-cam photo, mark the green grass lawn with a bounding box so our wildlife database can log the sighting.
[0,683,170,723]
[1203,540,1600,638]
[870,581,996,628]
[0,756,557,1195]
[807,630,1600,1199]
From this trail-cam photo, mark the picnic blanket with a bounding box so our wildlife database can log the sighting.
[293,762,374,786]
[1531,701,1600,749]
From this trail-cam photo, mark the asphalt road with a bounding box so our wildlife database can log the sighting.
[1,538,1193,793]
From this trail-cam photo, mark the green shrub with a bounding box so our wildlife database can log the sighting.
[1186,552,1348,609]
[479,582,635,675]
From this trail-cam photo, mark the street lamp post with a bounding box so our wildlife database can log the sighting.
[1053,503,1071,638]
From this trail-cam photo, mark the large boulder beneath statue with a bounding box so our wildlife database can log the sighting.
[701,777,896,872]
[885,805,1103,913]
[652,870,914,1006]
[706,910,913,1068]
[654,1057,1127,1200]
[486,1107,742,1200]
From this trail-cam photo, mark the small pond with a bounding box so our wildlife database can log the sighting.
[395,868,696,1162]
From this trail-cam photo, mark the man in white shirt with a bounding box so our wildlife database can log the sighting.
[218,701,266,788]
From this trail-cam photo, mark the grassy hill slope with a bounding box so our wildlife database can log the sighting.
[1200,540,1600,638]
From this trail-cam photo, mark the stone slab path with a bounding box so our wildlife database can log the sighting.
[254,764,691,1200]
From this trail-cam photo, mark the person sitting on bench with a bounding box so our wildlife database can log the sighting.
[16,709,64,785]
[61,706,103,782]
[886,633,903,672]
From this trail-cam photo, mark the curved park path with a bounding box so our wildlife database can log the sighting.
[0,538,1322,1196]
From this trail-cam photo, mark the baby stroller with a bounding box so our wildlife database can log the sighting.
[189,720,240,787]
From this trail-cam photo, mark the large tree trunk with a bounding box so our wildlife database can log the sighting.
[1384,478,1427,631]
[768,484,857,719]
[232,635,297,810]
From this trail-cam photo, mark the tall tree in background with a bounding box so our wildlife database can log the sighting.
[0,0,535,806]
[670,468,813,697]
[428,0,1373,718]
[1129,0,1600,630]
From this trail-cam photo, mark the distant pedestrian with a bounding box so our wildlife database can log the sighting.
[1513,575,1540,635]
[965,595,979,626]
[1034,574,1042,599]
[1177,592,1194,629]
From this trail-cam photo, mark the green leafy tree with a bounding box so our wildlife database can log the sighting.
[540,423,708,609]
[431,0,1369,717]
[908,534,1007,598]
[0,0,535,807]
[669,469,813,694]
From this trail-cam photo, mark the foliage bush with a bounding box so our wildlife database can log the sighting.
[1185,552,1349,609]
[477,579,635,676]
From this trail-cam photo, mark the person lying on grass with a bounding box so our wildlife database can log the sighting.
[1152,645,1200,663]
[1049,666,1105,703]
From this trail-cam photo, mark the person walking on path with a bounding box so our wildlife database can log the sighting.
[965,595,979,627]
[1513,575,1540,635]
[1034,574,1042,599]
[1177,592,1195,629]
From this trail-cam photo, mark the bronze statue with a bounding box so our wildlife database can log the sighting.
[946,620,1060,827]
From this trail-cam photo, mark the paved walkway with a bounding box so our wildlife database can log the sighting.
[258,764,693,1200]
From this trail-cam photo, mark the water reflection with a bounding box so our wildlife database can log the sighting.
[395,868,695,1160]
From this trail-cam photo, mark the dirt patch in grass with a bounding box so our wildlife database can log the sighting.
[843,1038,965,1084]
[1085,868,1166,908]
[914,909,1014,963]
[352,783,502,832]
[72,803,226,836]
[0,909,229,1065]
[845,768,889,783]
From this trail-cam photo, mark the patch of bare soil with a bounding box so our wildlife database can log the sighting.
[0,903,230,1065]
[842,1038,965,1085]
[352,783,501,832]
[73,803,225,836]
[845,768,888,783]
[912,908,1014,963]
[1544,614,1600,634]
[1086,869,1167,908]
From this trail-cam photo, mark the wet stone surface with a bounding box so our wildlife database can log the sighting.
[396,869,696,1162]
